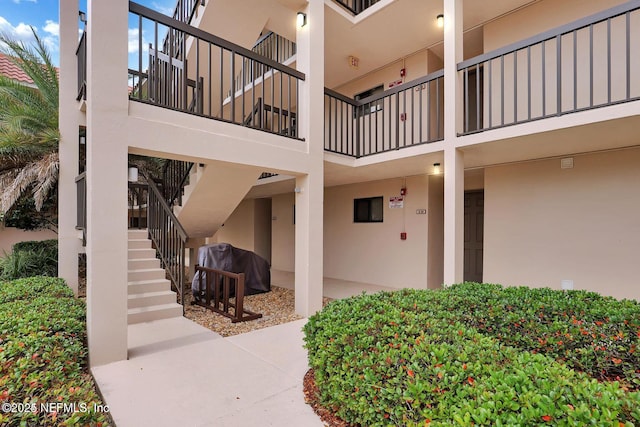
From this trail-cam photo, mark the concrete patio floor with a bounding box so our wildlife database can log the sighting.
[92,276,395,426]
[93,317,322,427]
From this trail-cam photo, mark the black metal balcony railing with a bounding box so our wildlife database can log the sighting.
[76,31,87,101]
[458,1,640,134]
[253,31,296,65]
[75,172,87,246]
[172,0,201,24]
[128,2,304,140]
[232,31,296,97]
[333,0,380,15]
[324,70,444,158]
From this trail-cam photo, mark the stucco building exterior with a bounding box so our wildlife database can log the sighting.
[59,0,640,366]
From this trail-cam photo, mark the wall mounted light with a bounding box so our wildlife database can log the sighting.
[433,162,441,174]
[297,12,307,28]
[436,14,444,28]
[128,166,139,182]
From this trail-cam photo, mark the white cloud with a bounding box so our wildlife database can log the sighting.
[11,0,37,4]
[128,28,148,55]
[43,20,59,37]
[0,16,59,54]
[152,1,174,16]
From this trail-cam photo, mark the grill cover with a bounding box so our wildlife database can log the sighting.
[191,243,271,297]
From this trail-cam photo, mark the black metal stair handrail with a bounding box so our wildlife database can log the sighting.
[162,160,194,206]
[144,170,188,310]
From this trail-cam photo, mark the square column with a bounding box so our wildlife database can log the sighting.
[443,147,464,284]
[443,0,465,285]
[443,0,463,141]
[85,0,129,366]
[58,0,81,294]
[294,0,324,317]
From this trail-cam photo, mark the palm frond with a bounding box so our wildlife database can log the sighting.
[33,152,59,211]
[0,28,60,216]
[0,28,59,113]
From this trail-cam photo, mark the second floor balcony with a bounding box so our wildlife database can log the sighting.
[77,1,640,158]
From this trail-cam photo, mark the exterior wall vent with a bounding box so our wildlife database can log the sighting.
[560,158,574,169]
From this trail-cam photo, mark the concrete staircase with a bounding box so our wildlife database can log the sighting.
[128,229,183,324]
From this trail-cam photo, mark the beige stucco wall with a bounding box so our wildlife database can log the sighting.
[253,198,272,263]
[323,175,431,289]
[271,193,295,272]
[484,147,640,301]
[0,227,58,254]
[483,0,628,52]
[212,199,256,251]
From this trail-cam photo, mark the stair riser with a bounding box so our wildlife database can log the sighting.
[128,269,166,282]
[128,240,151,250]
[127,230,148,240]
[128,280,171,294]
[128,249,156,260]
[128,259,160,270]
[128,306,183,324]
[128,293,176,309]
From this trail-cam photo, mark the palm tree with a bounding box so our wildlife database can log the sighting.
[0,28,59,223]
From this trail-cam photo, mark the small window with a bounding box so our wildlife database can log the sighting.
[354,84,384,116]
[354,197,383,223]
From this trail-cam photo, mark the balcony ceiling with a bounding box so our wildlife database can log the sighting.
[325,0,538,89]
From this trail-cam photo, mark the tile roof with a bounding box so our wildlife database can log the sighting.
[0,53,34,84]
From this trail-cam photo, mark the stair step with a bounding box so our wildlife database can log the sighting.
[128,229,148,239]
[128,248,156,260]
[128,268,166,282]
[128,279,172,294]
[128,290,177,309]
[128,239,151,249]
[128,303,183,324]
[128,258,161,270]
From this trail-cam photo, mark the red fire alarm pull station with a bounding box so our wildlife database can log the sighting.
[400,232,407,240]
[400,187,406,196]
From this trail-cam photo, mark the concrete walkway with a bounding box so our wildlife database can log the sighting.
[92,317,322,427]
[92,274,396,426]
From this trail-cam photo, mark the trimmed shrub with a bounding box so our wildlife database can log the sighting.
[0,239,57,280]
[0,277,111,426]
[304,286,640,426]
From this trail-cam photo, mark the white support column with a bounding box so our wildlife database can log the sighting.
[85,0,129,366]
[443,148,464,284]
[443,0,463,141]
[58,0,81,294]
[443,0,465,285]
[294,0,324,317]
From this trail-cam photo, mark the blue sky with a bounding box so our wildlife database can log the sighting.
[0,0,176,65]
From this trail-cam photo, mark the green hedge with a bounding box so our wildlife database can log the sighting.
[0,239,58,280]
[304,285,640,426]
[0,277,111,426]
